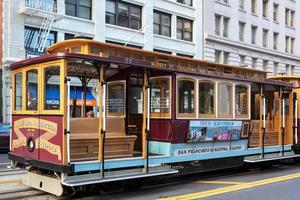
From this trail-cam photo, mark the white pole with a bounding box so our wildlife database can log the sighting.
[263,97,266,129]
[67,79,71,164]
[282,99,285,128]
[147,87,150,131]
[295,99,298,144]
[9,87,12,151]
[102,83,106,132]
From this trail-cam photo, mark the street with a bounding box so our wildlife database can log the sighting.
[1,154,300,200]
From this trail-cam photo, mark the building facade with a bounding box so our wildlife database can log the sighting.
[1,0,204,123]
[204,0,300,76]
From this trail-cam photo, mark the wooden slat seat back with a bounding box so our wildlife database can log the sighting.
[70,118,137,161]
[249,120,279,147]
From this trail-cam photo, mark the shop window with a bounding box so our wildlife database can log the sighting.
[235,85,248,117]
[218,83,232,117]
[26,69,38,111]
[150,77,171,117]
[44,66,61,110]
[177,79,195,116]
[199,81,215,117]
[107,82,125,116]
[14,73,23,111]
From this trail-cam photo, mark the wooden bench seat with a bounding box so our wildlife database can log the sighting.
[70,118,137,161]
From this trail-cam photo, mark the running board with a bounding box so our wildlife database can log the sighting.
[244,151,300,163]
[62,166,178,187]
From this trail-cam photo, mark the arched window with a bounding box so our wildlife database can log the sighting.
[150,77,171,118]
[177,78,196,117]
[235,85,249,118]
[26,69,38,111]
[218,82,233,117]
[199,81,215,117]
[14,73,23,111]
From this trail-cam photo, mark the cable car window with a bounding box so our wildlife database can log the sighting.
[235,85,248,117]
[107,82,125,116]
[199,81,215,116]
[14,73,23,111]
[26,69,38,111]
[150,78,170,116]
[218,83,233,117]
[178,79,195,115]
[44,66,61,110]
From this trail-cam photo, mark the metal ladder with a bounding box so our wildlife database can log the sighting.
[32,0,55,52]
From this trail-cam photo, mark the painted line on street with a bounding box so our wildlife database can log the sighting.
[196,180,244,185]
[159,172,300,200]
[0,179,22,185]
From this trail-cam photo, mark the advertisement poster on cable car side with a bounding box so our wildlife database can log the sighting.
[188,121,242,143]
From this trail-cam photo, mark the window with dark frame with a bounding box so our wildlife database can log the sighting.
[177,17,193,42]
[154,11,171,37]
[65,33,75,40]
[65,0,92,20]
[177,0,192,6]
[106,0,142,30]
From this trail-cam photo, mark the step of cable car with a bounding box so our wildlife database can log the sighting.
[244,151,300,163]
[62,166,178,187]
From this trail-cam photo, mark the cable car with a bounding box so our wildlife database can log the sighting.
[8,39,299,196]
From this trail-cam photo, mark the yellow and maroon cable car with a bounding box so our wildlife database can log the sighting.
[8,39,299,196]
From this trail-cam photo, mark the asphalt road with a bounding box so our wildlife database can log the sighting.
[1,156,300,200]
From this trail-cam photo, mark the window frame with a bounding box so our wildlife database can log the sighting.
[176,0,192,6]
[150,76,172,119]
[235,84,250,119]
[217,82,233,118]
[153,10,171,37]
[65,0,92,20]
[198,80,216,119]
[107,80,127,118]
[176,77,197,118]
[12,69,25,114]
[105,0,142,30]
[41,60,65,115]
[176,17,193,42]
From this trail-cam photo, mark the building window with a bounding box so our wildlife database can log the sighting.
[251,25,257,45]
[150,77,171,117]
[218,83,233,117]
[291,38,295,54]
[177,17,193,42]
[273,62,279,76]
[65,33,75,40]
[14,73,23,111]
[239,21,245,42]
[263,29,268,48]
[223,52,230,64]
[252,58,257,69]
[26,69,38,111]
[239,55,246,66]
[285,8,290,26]
[24,26,57,57]
[215,50,222,63]
[223,17,229,37]
[286,64,292,76]
[177,53,193,58]
[291,10,295,27]
[251,0,257,14]
[65,0,92,20]
[286,36,290,53]
[217,0,229,4]
[154,11,171,37]
[177,0,192,6]
[239,0,245,10]
[215,14,221,36]
[177,79,195,116]
[106,0,142,30]
[235,85,248,118]
[273,32,278,50]
[199,81,215,117]
[263,60,268,71]
[263,0,268,18]
[273,3,278,22]
[44,66,61,110]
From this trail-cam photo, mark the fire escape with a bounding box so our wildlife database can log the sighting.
[21,0,61,52]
